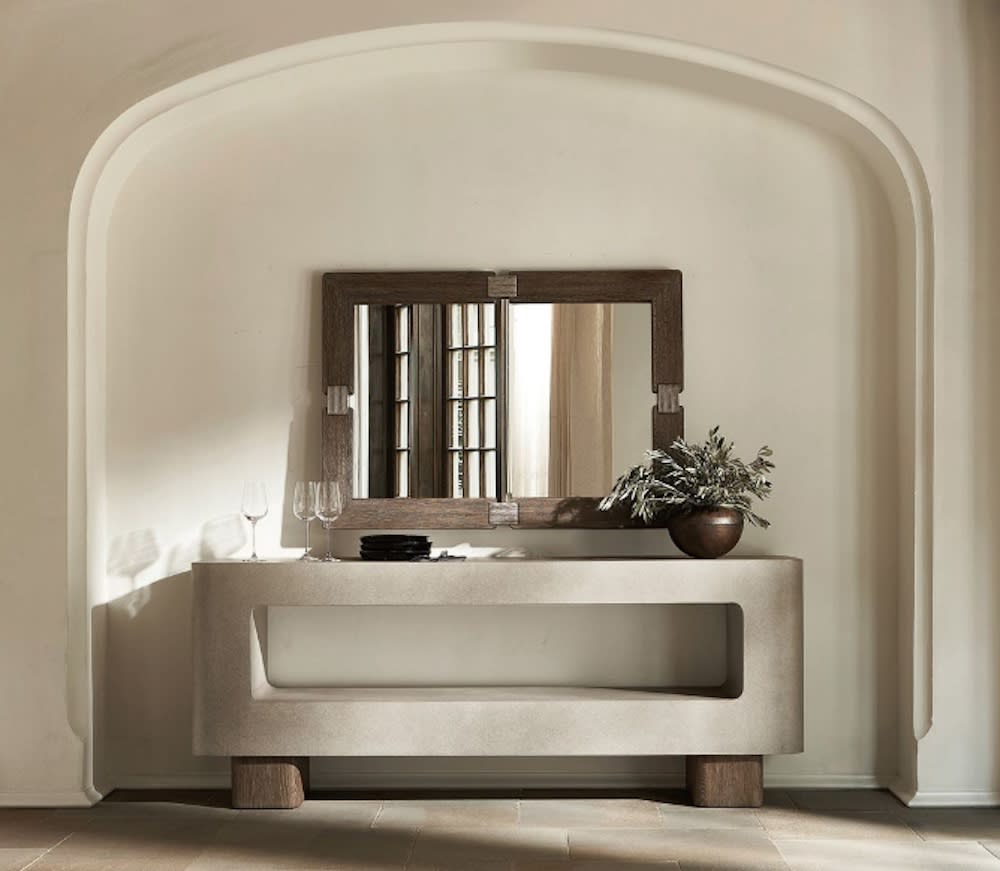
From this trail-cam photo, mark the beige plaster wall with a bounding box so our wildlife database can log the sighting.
[0,0,997,804]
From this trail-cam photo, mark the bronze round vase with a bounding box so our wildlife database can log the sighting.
[667,507,744,559]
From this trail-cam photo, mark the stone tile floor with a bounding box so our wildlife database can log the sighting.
[2,789,1000,869]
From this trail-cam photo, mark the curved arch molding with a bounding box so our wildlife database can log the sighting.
[66,22,934,801]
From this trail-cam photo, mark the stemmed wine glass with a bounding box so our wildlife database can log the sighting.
[316,481,343,562]
[240,481,268,561]
[293,481,319,561]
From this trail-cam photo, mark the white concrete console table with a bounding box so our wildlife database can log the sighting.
[192,557,802,808]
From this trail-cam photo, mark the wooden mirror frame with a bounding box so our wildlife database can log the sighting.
[322,270,683,529]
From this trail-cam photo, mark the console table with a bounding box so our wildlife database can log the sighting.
[192,557,802,808]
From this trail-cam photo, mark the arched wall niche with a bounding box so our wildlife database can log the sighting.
[67,23,934,800]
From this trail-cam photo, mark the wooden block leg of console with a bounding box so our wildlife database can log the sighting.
[686,755,763,807]
[231,757,309,809]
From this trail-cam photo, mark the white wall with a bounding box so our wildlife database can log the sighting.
[99,45,898,789]
[0,0,997,804]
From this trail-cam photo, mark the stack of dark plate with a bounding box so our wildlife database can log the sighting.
[360,534,431,561]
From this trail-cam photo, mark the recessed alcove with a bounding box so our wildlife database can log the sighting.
[73,24,931,795]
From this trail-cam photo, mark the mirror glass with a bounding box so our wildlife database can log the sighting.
[352,302,652,499]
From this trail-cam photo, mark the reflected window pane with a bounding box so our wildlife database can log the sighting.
[483,304,496,345]
[395,402,409,449]
[396,452,409,497]
[449,304,463,348]
[484,348,496,396]
[451,452,463,496]
[449,350,463,397]
[465,303,479,346]
[395,306,409,353]
[484,399,496,449]
[396,355,408,400]
[466,400,480,448]
[450,400,463,449]
[467,349,480,396]
[484,450,497,498]
[467,452,481,497]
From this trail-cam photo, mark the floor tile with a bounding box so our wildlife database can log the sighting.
[785,789,904,813]
[777,838,1000,870]
[757,808,918,841]
[407,826,568,869]
[517,863,680,870]
[309,828,416,870]
[57,817,223,849]
[0,848,46,871]
[12,791,1000,871]
[188,826,414,870]
[0,812,83,848]
[568,828,790,870]
[657,804,763,830]
[238,799,382,829]
[519,799,663,829]
[762,791,797,810]
[57,802,238,822]
[373,799,518,830]
[900,808,1000,841]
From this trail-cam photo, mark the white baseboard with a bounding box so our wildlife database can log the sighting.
[906,790,1000,807]
[111,774,229,790]
[764,773,885,790]
[0,788,101,808]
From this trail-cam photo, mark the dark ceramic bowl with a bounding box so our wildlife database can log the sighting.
[666,508,744,559]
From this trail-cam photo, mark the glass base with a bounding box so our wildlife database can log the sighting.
[322,555,340,562]
[300,552,320,561]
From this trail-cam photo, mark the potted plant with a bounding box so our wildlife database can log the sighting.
[600,426,774,558]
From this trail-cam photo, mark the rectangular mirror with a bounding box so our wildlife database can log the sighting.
[353,302,652,501]
[324,271,682,528]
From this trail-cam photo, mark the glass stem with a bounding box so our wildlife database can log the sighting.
[304,519,311,558]
[326,524,332,559]
[250,520,258,560]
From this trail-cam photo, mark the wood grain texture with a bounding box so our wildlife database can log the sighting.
[322,414,353,498]
[651,272,683,390]
[336,497,492,529]
[231,756,309,809]
[512,497,665,529]
[653,405,685,449]
[686,755,763,807]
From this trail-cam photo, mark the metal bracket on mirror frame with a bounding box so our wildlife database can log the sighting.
[326,386,350,415]
[657,384,681,414]
[488,501,519,527]
[487,274,518,299]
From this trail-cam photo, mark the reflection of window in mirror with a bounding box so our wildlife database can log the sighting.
[354,303,501,499]
[446,303,499,499]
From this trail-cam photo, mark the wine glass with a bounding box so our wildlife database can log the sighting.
[316,481,343,562]
[293,481,318,561]
[240,481,268,561]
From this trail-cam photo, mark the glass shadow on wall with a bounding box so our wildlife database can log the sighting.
[354,301,653,501]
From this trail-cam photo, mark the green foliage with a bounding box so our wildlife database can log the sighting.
[599,426,775,528]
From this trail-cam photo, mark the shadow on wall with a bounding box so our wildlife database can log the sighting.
[964,0,1000,790]
[99,518,245,786]
[842,146,900,788]
[100,571,228,786]
[280,270,324,550]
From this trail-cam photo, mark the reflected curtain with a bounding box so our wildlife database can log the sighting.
[547,304,613,496]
